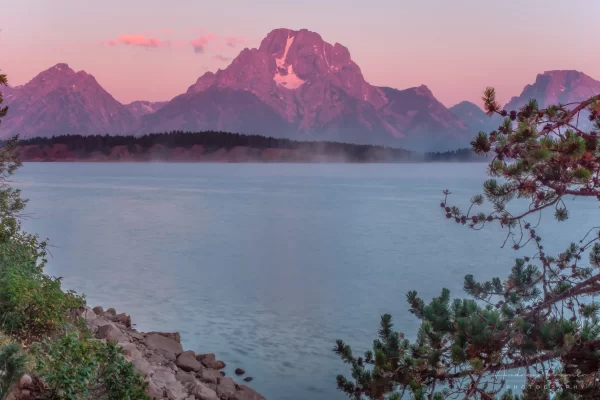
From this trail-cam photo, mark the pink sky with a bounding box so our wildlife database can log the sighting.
[2,0,598,107]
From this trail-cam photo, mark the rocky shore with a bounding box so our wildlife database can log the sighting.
[11,305,266,400]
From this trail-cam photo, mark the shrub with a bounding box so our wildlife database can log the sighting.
[0,342,27,398]
[0,238,85,339]
[31,328,150,400]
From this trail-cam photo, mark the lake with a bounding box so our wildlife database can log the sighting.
[13,162,599,400]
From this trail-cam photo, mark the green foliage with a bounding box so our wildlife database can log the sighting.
[335,91,600,399]
[32,330,100,399]
[0,237,85,338]
[0,342,27,397]
[0,70,149,400]
[31,328,149,400]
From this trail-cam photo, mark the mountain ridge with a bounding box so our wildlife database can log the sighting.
[1,29,599,150]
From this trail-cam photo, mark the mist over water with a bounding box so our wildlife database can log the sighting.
[13,162,600,400]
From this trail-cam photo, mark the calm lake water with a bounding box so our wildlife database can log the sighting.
[13,162,600,400]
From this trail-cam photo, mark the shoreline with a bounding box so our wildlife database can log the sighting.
[81,305,265,400]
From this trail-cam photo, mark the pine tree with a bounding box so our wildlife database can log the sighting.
[334,90,600,399]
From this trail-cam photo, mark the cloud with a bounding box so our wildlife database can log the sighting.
[108,34,169,48]
[223,36,247,48]
[213,55,231,62]
[190,33,218,54]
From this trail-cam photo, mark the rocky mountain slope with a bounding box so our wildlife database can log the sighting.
[0,64,136,138]
[450,70,600,137]
[144,28,471,151]
[125,100,168,121]
[449,101,495,135]
[2,31,600,151]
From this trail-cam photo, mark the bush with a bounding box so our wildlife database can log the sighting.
[0,342,27,398]
[31,328,150,400]
[0,238,84,339]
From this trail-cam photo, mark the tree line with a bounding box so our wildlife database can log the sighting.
[12,131,482,162]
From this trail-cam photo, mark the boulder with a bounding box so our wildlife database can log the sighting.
[197,353,226,369]
[175,370,196,385]
[216,377,237,398]
[231,385,266,400]
[165,380,187,400]
[243,377,253,382]
[106,307,117,316]
[81,307,97,323]
[147,331,181,343]
[184,379,219,400]
[199,368,222,385]
[148,351,173,365]
[19,374,32,389]
[119,342,142,360]
[146,380,164,399]
[196,353,215,364]
[145,334,183,356]
[92,306,104,315]
[113,313,132,328]
[95,323,127,343]
[234,368,246,376]
[132,357,154,377]
[176,351,203,372]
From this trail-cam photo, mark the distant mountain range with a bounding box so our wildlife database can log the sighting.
[1,28,599,152]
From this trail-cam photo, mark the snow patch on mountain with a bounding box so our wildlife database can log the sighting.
[273,34,305,89]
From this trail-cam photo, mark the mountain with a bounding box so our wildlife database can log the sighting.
[5,32,598,151]
[505,70,600,110]
[449,70,600,138]
[0,64,136,138]
[503,70,600,131]
[125,100,167,121]
[449,101,495,135]
[142,28,471,151]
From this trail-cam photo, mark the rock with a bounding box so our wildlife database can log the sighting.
[131,331,144,341]
[165,380,187,400]
[19,374,32,389]
[176,351,203,372]
[243,377,253,382]
[119,342,142,360]
[184,379,219,400]
[199,368,222,385]
[147,331,181,343]
[146,380,164,399]
[95,323,127,343]
[234,368,246,376]
[89,317,111,331]
[148,351,172,365]
[81,307,97,323]
[132,357,154,377]
[196,353,215,364]
[219,371,225,376]
[175,370,196,385]
[92,306,104,315]
[106,307,117,316]
[197,353,225,369]
[113,313,132,328]
[216,377,237,398]
[231,385,265,400]
[145,333,183,356]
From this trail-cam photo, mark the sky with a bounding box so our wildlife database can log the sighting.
[1,0,598,108]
